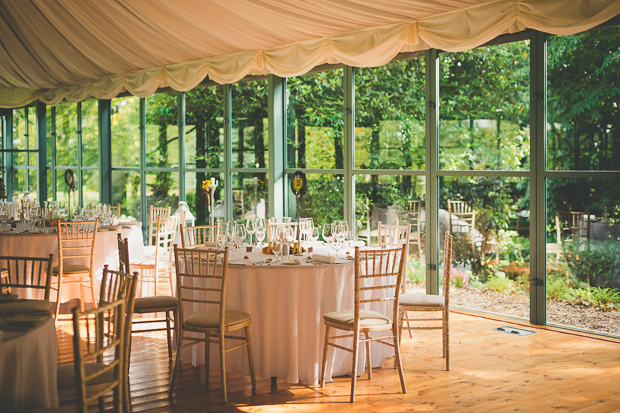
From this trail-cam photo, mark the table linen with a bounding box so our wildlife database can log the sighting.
[179,248,394,385]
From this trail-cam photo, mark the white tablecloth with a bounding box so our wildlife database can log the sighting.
[180,248,394,385]
[0,315,58,412]
[0,226,144,303]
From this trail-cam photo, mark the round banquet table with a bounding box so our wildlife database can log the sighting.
[179,247,395,385]
[0,314,58,412]
[0,225,144,303]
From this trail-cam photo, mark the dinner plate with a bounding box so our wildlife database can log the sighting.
[281,259,301,265]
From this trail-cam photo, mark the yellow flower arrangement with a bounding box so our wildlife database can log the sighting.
[202,179,212,190]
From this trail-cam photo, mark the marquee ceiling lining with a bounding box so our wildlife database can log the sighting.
[0,0,618,108]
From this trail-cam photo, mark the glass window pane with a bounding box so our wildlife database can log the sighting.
[287,70,344,169]
[184,172,223,226]
[547,177,620,335]
[440,176,530,320]
[440,42,530,171]
[185,86,224,169]
[81,99,99,167]
[232,81,268,169]
[547,27,620,171]
[231,172,267,222]
[146,92,179,169]
[28,106,36,166]
[355,59,426,170]
[46,107,53,166]
[82,170,99,206]
[112,170,141,221]
[112,96,140,167]
[355,174,426,268]
[288,173,344,225]
[12,108,26,164]
[146,171,179,213]
[56,102,78,166]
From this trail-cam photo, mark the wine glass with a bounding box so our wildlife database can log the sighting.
[255,218,266,246]
[310,226,320,245]
[236,224,247,246]
[246,219,256,245]
[333,222,346,256]
[322,223,334,253]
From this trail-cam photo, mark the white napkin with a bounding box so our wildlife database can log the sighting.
[345,240,365,248]
[312,254,335,264]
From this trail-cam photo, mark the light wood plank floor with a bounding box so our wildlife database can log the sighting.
[56,310,620,412]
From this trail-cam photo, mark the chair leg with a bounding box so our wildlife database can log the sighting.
[219,330,227,403]
[172,308,180,369]
[79,279,85,312]
[365,332,372,380]
[350,328,360,403]
[320,325,330,388]
[205,333,211,391]
[168,329,184,397]
[165,311,173,360]
[395,309,404,370]
[405,310,414,338]
[89,273,96,308]
[154,268,158,296]
[54,277,63,320]
[445,308,450,371]
[393,323,407,394]
[245,326,256,388]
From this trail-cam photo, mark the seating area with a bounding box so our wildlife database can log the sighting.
[1,1,620,412]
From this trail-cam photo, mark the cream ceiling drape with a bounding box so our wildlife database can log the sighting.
[0,0,618,108]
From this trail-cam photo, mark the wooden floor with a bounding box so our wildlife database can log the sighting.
[56,310,620,412]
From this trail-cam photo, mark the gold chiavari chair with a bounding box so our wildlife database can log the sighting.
[169,246,256,402]
[53,220,99,319]
[148,206,171,246]
[320,244,408,402]
[398,232,453,370]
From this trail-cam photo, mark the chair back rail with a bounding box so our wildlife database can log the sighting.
[354,245,407,326]
[174,246,228,328]
[180,223,220,248]
[117,234,130,274]
[0,254,54,299]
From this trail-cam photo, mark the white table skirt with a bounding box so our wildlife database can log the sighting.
[179,250,395,385]
[0,226,144,303]
[0,315,58,412]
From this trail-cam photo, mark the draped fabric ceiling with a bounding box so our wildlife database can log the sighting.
[0,0,619,108]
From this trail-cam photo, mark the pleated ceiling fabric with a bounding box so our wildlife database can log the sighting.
[0,0,618,108]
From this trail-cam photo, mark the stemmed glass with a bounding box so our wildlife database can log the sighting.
[255,218,266,247]
[235,224,247,247]
[273,228,284,262]
[246,220,256,246]
[310,226,320,245]
[333,222,346,257]
[322,223,334,253]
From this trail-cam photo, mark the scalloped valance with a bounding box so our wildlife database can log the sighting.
[0,0,618,108]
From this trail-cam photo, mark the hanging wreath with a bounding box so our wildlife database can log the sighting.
[65,169,76,193]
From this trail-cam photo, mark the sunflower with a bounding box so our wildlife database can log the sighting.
[202,179,212,190]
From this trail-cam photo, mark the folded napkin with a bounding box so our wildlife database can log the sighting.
[0,300,52,315]
[312,254,335,264]
[345,240,366,248]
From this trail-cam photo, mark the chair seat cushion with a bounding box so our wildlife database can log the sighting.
[52,264,90,274]
[185,309,251,329]
[134,295,178,311]
[57,363,113,389]
[323,309,390,327]
[400,294,445,307]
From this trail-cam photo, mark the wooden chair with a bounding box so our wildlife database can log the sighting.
[148,206,171,246]
[320,244,408,402]
[120,233,179,361]
[71,298,127,413]
[132,215,178,297]
[169,246,256,402]
[180,223,220,248]
[570,211,591,246]
[110,204,121,219]
[268,222,298,242]
[398,232,453,370]
[447,199,476,253]
[57,265,137,413]
[546,215,563,260]
[53,220,99,319]
[377,221,411,249]
[0,254,54,300]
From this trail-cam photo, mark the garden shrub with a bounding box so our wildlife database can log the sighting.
[484,275,519,294]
